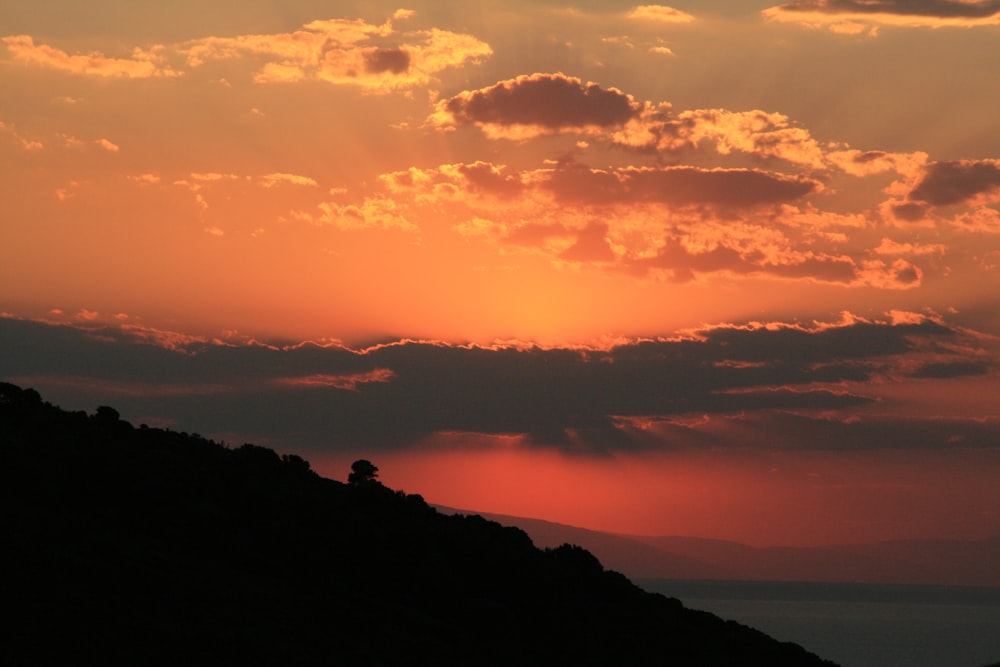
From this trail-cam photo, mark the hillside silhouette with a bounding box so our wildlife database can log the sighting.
[449,508,1000,587]
[1,383,835,665]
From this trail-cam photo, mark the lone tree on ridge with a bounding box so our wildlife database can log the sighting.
[348,459,379,485]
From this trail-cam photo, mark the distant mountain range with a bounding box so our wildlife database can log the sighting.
[440,508,1000,588]
[1,382,835,665]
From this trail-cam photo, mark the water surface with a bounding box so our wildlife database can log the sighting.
[636,580,1000,667]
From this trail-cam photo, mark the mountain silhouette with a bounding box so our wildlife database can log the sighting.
[1,383,836,665]
[446,508,1000,587]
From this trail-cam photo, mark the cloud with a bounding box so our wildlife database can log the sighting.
[372,160,937,286]
[628,109,826,168]
[260,173,318,188]
[433,78,836,171]
[951,206,1000,233]
[5,313,993,455]
[3,14,489,91]
[763,0,1000,33]
[2,35,180,78]
[0,118,44,151]
[827,149,928,178]
[909,360,991,379]
[95,138,120,152]
[907,159,1000,207]
[296,197,418,231]
[873,238,945,256]
[542,164,821,207]
[276,369,396,390]
[626,5,697,23]
[179,17,491,91]
[387,161,819,208]
[430,73,647,139]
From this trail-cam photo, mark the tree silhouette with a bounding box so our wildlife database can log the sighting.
[94,405,121,423]
[348,459,379,485]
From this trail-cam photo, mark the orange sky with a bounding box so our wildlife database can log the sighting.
[2,1,999,546]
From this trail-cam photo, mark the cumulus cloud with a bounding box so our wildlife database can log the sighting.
[763,0,1000,33]
[371,159,939,286]
[623,109,826,167]
[432,76,841,171]
[430,73,647,139]
[295,197,418,232]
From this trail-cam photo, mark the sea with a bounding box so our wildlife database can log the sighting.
[635,579,1000,667]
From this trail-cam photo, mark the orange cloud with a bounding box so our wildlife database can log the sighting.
[260,173,318,188]
[298,197,418,232]
[179,17,491,91]
[278,369,396,391]
[873,238,946,256]
[951,207,1000,233]
[827,149,928,178]
[0,118,44,151]
[625,108,826,167]
[95,138,120,152]
[625,5,697,23]
[763,0,1000,33]
[3,14,488,91]
[2,35,179,78]
[370,159,935,287]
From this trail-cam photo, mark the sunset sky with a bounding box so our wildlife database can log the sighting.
[3,0,999,547]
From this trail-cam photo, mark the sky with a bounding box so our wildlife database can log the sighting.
[2,0,999,547]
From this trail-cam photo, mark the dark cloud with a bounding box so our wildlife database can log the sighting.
[635,240,860,284]
[442,73,642,129]
[764,255,860,283]
[910,360,991,379]
[4,315,988,455]
[908,159,1000,206]
[679,410,1000,452]
[364,47,410,74]
[770,0,1000,19]
[890,201,930,222]
[456,162,525,198]
[544,165,820,207]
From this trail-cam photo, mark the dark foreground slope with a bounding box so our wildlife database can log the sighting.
[1,383,835,666]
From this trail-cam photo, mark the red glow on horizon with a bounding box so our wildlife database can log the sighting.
[310,441,1000,548]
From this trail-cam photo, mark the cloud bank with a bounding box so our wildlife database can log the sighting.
[3,314,995,455]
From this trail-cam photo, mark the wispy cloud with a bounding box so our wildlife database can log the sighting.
[2,35,180,77]
[763,0,1000,34]
[177,15,491,91]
